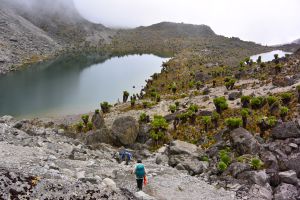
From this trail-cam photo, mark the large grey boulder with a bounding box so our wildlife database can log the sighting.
[168,154,207,175]
[225,162,251,178]
[274,183,298,200]
[136,123,151,143]
[271,121,300,139]
[279,170,299,186]
[285,153,300,177]
[85,127,113,145]
[169,140,199,156]
[91,112,105,129]
[247,184,273,200]
[230,128,261,155]
[135,191,156,200]
[0,115,13,123]
[237,170,269,186]
[260,151,279,171]
[111,116,139,146]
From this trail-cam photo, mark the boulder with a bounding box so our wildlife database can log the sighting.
[85,127,113,145]
[168,154,206,175]
[136,123,151,143]
[260,151,279,171]
[225,162,251,178]
[169,140,199,156]
[91,112,105,129]
[247,184,273,200]
[230,128,261,155]
[237,170,269,186]
[271,121,300,139]
[279,170,299,185]
[155,154,169,165]
[285,153,300,177]
[228,91,242,101]
[0,115,13,123]
[102,178,117,191]
[135,191,156,200]
[111,116,139,146]
[274,183,298,200]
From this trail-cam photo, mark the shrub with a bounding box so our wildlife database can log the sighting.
[130,98,136,107]
[280,92,293,105]
[169,105,177,113]
[274,54,279,60]
[196,81,203,90]
[156,94,161,102]
[200,156,209,162]
[123,91,129,103]
[213,97,228,113]
[219,150,231,165]
[241,95,251,108]
[275,64,282,74]
[81,115,89,126]
[257,56,262,64]
[250,97,263,109]
[87,121,93,131]
[142,101,151,108]
[241,108,249,128]
[257,116,277,135]
[177,111,193,123]
[224,78,236,90]
[251,158,264,170]
[260,63,266,68]
[211,111,220,128]
[139,112,150,123]
[202,116,212,132]
[95,109,100,114]
[225,117,242,130]
[217,161,228,172]
[189,81,195,88]
[150,115,168,145]
[175,101,180,108]
[188,104,199,113]
[280,106,289,121]
[267,96,279,106]
[76,122,84,132]
[170,82,177,94]
[100,102,112,113]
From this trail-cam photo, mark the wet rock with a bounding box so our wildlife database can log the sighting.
[92,112,105,129]
[112,116,139,146]
[247,184,273,200]
[274,183,298,200]
[271,121,300,139]
[230,128,261,155]
[279,170,299,185]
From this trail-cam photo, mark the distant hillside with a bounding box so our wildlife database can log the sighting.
[112,22,270,66]
[292,38,300,44]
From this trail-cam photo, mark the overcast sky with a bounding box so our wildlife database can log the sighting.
[73,0,300,45]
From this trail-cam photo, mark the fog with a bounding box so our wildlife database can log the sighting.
[2,0,300,45]
[73,0,300,45]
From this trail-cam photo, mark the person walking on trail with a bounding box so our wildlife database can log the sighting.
[132,160,146,191]
[116,149,132,165]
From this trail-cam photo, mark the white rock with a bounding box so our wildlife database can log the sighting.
[135,191,156,200]
[102,178,117,191]
[58,129,65,134]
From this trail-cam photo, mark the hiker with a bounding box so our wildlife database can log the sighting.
[119,150,132,165]
[132,160,146,191]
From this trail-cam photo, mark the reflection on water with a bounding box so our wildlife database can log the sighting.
[250,50,292,62]
[0,54,169,117]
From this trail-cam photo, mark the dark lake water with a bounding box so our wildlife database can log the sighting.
[250,50,292,62]
[0,54,169,118]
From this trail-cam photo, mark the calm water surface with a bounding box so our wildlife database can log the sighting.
[0,54,169,117]
[250,50,292,62]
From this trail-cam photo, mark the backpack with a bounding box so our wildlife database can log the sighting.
[135,164,145,179]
